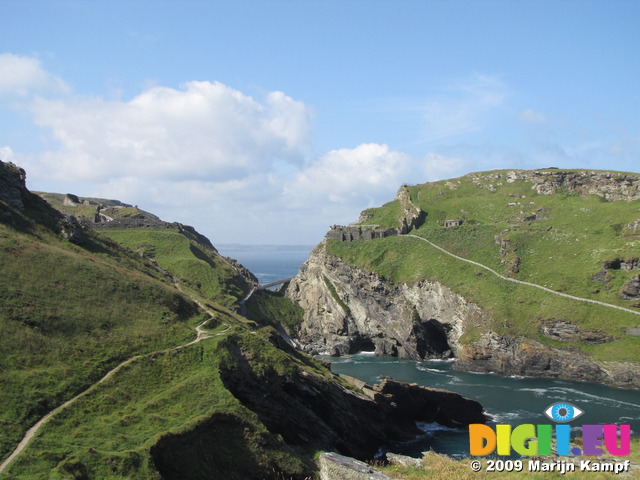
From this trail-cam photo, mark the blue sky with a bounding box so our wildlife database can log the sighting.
[1,0,638,244]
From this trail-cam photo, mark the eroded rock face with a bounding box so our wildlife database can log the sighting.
[218,334,488,462]
[621,275,640,300]
[454,333,640,389]
[286,242,640,389]
[504,170,640,201]
[285,244,489,360]
[1,160,85,244]
[541,321,613,344]
[0,161,27,211]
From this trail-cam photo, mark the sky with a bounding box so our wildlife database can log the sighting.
[1,0,638,244]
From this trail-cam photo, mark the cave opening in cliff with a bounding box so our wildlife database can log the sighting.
[415,319,453,359]
[351,336,376,353]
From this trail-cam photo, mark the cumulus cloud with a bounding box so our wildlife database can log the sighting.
[0,53,69,96]
[283,143,412,207]
[31,81,312,183]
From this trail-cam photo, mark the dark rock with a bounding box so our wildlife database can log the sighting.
[621,275,640,300]
[63,193,81,206]
[541,321,613,345]
[58,214,85,245]
[218,336,488,462]
[0,161,27,211]
[1,160,87,244]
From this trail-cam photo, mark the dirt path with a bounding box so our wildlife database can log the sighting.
[403,233,640,316]
[0,308,228,474]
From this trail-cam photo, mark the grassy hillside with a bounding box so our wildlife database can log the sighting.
[98,228,248,308]
[328,169,640,363]
[0,217,206,465]
[0,168,317,478]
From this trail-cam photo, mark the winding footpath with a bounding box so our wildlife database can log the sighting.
[0,305,228,475]
[403,234,640,317]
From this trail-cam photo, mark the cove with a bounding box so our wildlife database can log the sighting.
[320,353,640,458]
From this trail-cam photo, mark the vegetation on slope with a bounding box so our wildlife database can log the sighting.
[0,166,315,478]
[5,324,316,480]
[99,228,248,308]
[328,169,640,363]
[244,289,305,332]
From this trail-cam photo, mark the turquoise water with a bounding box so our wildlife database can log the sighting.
[220,244,640,457]
[322,353,640,457]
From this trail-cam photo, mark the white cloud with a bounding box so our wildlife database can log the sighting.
[421,74,508,141]
[283,143,412,207]
[0,53,69,96]
[30,81,312,183]
[519,109,546,123]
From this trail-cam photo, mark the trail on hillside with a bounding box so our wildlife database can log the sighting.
[403,234,640,317]
[0,304,228,475]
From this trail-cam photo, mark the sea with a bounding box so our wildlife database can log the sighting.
[217,244,640,458]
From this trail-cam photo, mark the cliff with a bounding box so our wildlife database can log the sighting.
[1,159,490,479]
[286,243,640,388]
[285,168,640,389]
[286,244,483,359]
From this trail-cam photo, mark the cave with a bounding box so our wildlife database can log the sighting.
[349,335,376,353]
[414,319,453,359]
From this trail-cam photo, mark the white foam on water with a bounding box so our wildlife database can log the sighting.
[547,387,640,409]
[488,410,532,423]
[519,388,549,397]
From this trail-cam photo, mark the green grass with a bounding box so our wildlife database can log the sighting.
[0,223,208,463]
[327,235,639,363]
[359,200,404,229]
[244,289,305,332]
[99,228,249,308]
[4,327,313,479]
[326,169,640,364]
[0,187,327,479]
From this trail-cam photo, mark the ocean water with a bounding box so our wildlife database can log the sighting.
[323,354,640,458]
[217,245,640,458]
[217,244,314,284]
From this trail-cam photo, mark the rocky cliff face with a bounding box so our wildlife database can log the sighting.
[285,243,490,360]
[0,160,85,243]
[286,243,640,389]
[395,184,426,233]
[454,333,640,389]
[217,332,487,462]
[504,169,640,201]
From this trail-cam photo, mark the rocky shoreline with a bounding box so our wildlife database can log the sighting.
[284,243,640,390]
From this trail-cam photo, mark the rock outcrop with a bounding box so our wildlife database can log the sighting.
[318,453,394,480]
[285,241,640,388]
[218,332,488,463]
[455,332,640,389]
[396,184,426,233]
[0,161,28,211]
[504,169,640,201]
[0,160,85,244]
[286,244,489,360]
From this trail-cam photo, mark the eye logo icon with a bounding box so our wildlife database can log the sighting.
[544,402,584,423]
